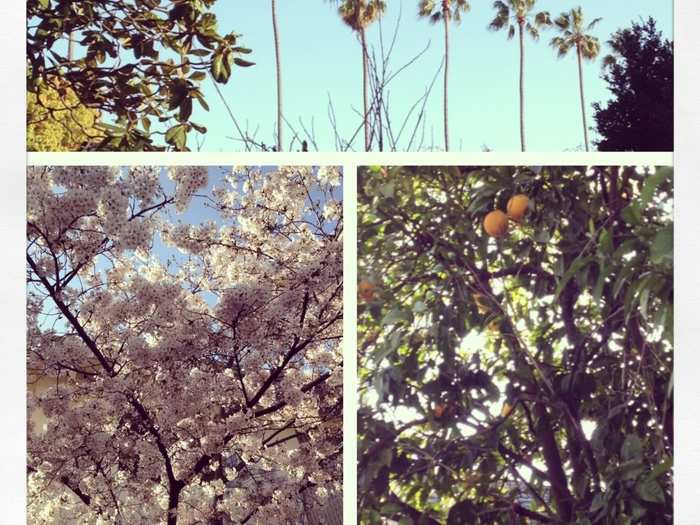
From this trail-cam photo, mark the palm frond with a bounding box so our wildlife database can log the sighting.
[417,0,436,18]
[534,11,551,27]
[526,24,539,40]
[580,36,601,60]
[550,36,573,58]
[587,17,603,31]
[554,14,570,31]
[572,6,584,29]
[488,12,510,32]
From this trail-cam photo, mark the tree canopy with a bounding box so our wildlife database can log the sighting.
[27,166,343,524]
[27,0,254,151]
[593,19,673,152]
[358,166,673,524]
[27,78,104,151]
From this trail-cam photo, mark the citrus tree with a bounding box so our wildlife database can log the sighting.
[27,166,343,524]
[358,166,673,524]
[27,0,254,151]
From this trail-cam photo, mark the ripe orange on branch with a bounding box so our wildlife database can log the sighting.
[506,194,530,222]
[483,210,508,237]
[433,403,448,418]
[358,280,377,302]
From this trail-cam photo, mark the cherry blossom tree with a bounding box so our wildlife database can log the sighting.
[27,166,343,524]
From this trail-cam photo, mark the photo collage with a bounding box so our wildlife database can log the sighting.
[25,1,674,524]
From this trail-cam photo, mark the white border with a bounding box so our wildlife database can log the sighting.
[674,0,700,523]
[4,0,698,523]
[0,0,27,522]
[343,162,358,525]
[28,152,673,167]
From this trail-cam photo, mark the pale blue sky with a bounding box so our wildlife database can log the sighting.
[194,0,672,152]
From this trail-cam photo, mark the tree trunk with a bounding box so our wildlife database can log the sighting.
[360,27,370,152]
[532,403,574,521]
[167,483,183,525]
[577,45,590,152]
[443,12,450,152]
[68,31,75,62]
[518,21,526,152]
[271,0,283,151]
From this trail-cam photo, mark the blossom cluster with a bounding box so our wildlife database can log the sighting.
[168,166,208,212]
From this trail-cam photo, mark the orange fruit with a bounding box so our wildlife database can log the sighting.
[500,402,514,418]
[433,403,448,418]
[474,293,490,314]
[506,194,530,222]
[358,280,377,302]
[483,210,508,237]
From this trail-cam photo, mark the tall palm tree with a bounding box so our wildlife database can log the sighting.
[271,0,283,151]
[550,7,601,152]
[68,32,75,62]
[418,0,470,152]
[328,0,386,151]
[488,0,550,152]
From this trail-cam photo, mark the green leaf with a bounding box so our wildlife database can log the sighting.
[649,456,673,480]
[555,256,592,299]
[447,500,477,525]
[188,71,207,81]
[165,124,187,150]
[649,226,673,265]
[599,228,614,256]
[412,301,427,314]
[621,203,643,226]
[381,308,412,326]
[233,57,255,67]
[619,459,646,480]
[179,96,193,121]
[622,434,643,461]
[373,331,401,364]
[640,169,672,209]
[635,478,665,504]
[639,285,651,320]
[378,182,395,198]
[590,492,605,512]
[211,52,231,83]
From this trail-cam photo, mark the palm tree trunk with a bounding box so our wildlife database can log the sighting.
[68,31,75,62]
[518,21,526,152]
[360,27,370,152]
[271,0,283,151]
[443,12,450,152]
[576,46,590,152]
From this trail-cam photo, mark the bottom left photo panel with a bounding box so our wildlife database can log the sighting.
[26,165,344,524]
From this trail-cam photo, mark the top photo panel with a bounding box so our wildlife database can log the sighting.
[27,0,672,153]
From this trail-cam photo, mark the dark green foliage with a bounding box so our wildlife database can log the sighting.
[358,166,673,524]
[593,19,673,152]
[27,0,254,151]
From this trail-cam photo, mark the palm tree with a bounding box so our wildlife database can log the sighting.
[488,0,550,152]
[271,0,283,151]
[328,0,386,152]
[418,0,470,152]
[550,7,601,152]
[68,32,75,62]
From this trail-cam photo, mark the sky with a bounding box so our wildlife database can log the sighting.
[192,0,673,152]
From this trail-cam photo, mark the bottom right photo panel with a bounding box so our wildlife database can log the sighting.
[357,166,673,525]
